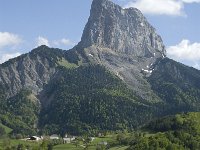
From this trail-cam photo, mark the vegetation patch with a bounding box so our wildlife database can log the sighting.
[57,58,78,68]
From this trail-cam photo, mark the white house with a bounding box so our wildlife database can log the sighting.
[28,136,41,141]
[63,136,76,143]
[63,137,71,143]
[50,134,59,140]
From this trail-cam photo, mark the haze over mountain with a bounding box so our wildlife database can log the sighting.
[0,0,200,136]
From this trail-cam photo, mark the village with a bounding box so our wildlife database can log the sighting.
[26,134,79,143]
[22,133,109,148]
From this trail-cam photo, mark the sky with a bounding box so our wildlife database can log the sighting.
[0,0,200,69]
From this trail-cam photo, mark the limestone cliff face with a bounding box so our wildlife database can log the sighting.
[77,0,166,102]
[80,0,166,57]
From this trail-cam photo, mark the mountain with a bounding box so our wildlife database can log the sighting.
[77,0,166,102]
[0,0,200,136]
[80,0,166,55]
[0,46,65,97]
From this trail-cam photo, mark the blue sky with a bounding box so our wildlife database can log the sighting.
[0,0,200,69]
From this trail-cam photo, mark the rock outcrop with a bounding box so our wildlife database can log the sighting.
[77,0,166,101]
[80,0,166,57]
[0,46,63,97]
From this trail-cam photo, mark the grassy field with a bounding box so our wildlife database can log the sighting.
[109,146,129,150]
[54,136,120,150]
[0,123,39,149]
[0,123,12,134]
[0,139,40,149]
[0,134,128,150]
[54,144,82,150]
[54,144,128,150]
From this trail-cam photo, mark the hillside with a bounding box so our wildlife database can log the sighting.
[127,112,200,150]
[0,0,200,137]
[39,64,157,135]
[148,58,200,115]
[0,90,40,135]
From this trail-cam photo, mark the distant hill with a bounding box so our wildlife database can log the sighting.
[127,112,200,150]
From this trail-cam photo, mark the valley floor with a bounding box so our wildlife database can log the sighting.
[1,112,200,150]
[0,135,122,150]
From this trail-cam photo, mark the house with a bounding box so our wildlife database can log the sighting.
[28,136,41,141]
[63,137,71,143]
[50,134,59,140]
[63,136,76,143]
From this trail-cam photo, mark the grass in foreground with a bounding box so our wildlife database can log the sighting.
[53,144,82,150]
[0,139,40,149]
[109,146,129,150]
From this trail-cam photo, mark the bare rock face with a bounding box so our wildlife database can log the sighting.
[80,0,166,57]
[0,46,62,98]
[77,0,166,102]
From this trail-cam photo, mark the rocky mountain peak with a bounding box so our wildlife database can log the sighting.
[80,0,166,57]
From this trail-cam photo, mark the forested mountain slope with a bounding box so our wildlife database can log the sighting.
[127,112,200,150]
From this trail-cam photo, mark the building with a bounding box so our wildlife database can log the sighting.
[50,134,59,140]
[63,137,71,143]
[63,136,76,143]
[28,136,41,141]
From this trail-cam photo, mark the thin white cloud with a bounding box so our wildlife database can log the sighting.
[53,38,74,46]
[36,36,50,47]
[182,0,200,3]
[123,0,200,16]
[167,39,200,70]
[0,32,22,48]
[0,52,21,64]
[124,0,184,16]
